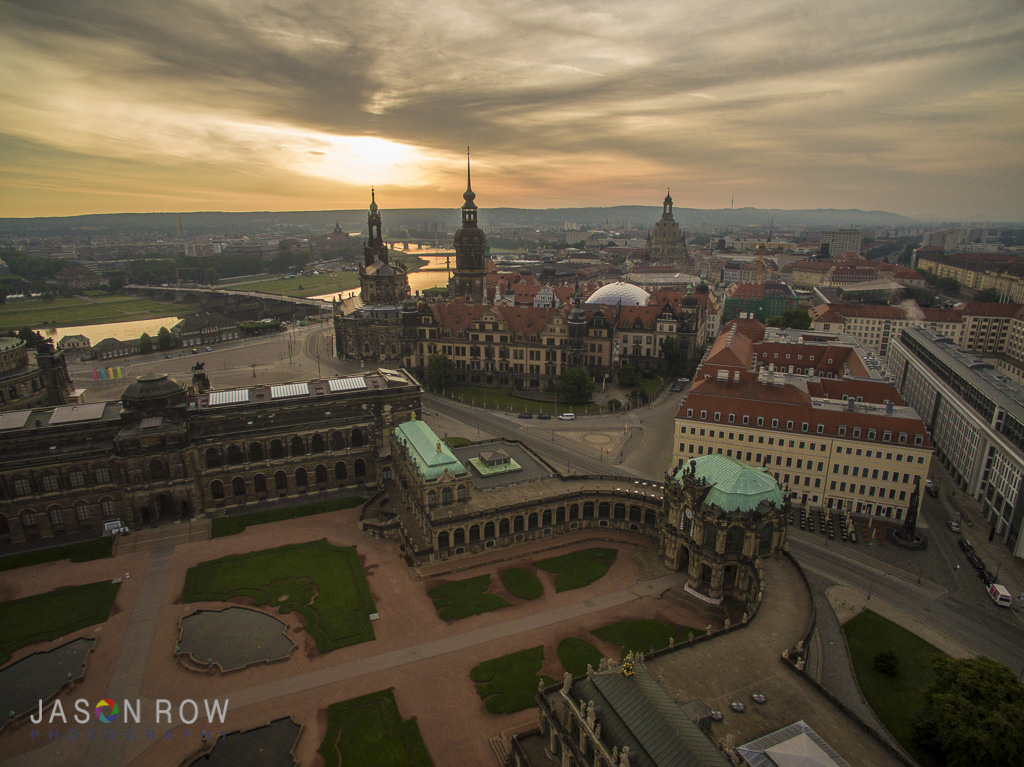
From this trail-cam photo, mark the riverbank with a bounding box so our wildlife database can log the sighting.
[0,292,184,333]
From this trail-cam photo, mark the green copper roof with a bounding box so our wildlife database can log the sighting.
[674,453,783,513]
[394,419,467,481]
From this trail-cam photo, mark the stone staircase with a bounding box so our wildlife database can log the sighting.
[660,587,729,624]
[631,542,670,580]
[113,517,211,555]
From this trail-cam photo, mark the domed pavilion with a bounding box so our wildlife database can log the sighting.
[660,454,789,603]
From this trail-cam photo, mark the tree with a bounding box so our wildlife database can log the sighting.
[974,287,1003,303]
[660,336,686,377]
[873,650,899,676]
[617,364,640,388]
[766,307,812,330]
[426,353,456,393]
[157,326,173,351]
[913,655,1024,767]
[557,367,595,405]
[139,332,153,355]
[16,327,46,351]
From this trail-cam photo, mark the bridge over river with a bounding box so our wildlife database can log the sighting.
[126,284,360,320]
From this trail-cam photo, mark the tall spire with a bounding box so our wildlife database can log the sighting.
[463,146,477,210]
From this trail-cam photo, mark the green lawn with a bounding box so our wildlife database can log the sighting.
[210,496,366,537]
[0,536,113,572]
[592,618,679,657]
[0,293,182,330]
[534,548,617,592]
[427,574,510,620]
[501,568,543,600]
[470,646,556,714]
[557,637,604,677]
[319,689,432,767]
[447,386,602,415]
[181,539,377,652]
[0,580,120,666]
[443,437,472,448]
[843,609,945,766]
[224,272,361,297]
[638,374,663,400]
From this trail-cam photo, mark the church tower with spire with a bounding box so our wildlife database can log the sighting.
[449,150,488,303]
[358,189,409,306]
[651,189,691,269]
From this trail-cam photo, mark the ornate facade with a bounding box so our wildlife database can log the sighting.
[649,190,691,269]
[0,337,74,412]
[0,369,421,544]
[661,454,789,603]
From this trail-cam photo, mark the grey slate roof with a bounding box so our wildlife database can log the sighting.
[571,664,731,767]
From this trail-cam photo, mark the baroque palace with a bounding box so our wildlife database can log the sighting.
[334,166,713,389]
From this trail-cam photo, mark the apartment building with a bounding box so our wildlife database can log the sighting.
[888,327,1024,558]
[674,321,932,519]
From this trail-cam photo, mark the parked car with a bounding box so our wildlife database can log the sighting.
[978,569,996,585]
[670,383,684,392]
[925,478,938,497]
[969,554,986,571]
[958,539,974,553]
[517,412,533,419]
[558,413,576,421]
[537,414,551,420]
[947,520,961,532]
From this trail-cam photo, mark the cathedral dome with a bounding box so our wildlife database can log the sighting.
[585,282,651,307]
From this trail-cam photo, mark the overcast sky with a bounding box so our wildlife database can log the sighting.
[1,0,1022,220]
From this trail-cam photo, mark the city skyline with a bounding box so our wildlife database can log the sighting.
[1,1,1022,221]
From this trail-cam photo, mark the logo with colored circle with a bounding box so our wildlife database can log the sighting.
[95,699,119,723]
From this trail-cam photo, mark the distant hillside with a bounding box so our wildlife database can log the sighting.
[0,206,923,237]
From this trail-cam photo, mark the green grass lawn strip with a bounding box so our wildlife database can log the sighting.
[0,295,182,330]
[319,689,432,767]
[210,496,366,537]
[225,272,360,297]
[0,580,120,666]
[427,574,510,620]
[843,609,944,766]
[181,539,376,652]
[470,646,556,714]
[557,638,604,677]
[592,618,678,657]
[0,536,113,572]
[501,568,543,600]
[534,548,617,592]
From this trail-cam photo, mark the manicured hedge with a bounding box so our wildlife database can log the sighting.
[0,536,113,573]
[210,496,366,537]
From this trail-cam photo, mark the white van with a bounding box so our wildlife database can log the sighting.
[988,583,1012,607]
[558,413,576,421]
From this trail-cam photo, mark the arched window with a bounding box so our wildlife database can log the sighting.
[354,459,366,477]
[270,440,285,459]
[758,522,774,556]
[205,448,222,469]
[630,506,641,523]
[331,432,346,451]
[437,531,449,549]
[21,510,38,528]
[453,528,465,546]
[249,442,265,462]
[469,525,480,542]
[702,523,718,550]
[75,501,91,525]
[315,464,328,484]
[441,487,453,505]
[499,519,510,537]
[582,502,594,518]
[351,428,364,447]
[295,468,308,488]
[290,436,305,457]
[726,526,746,554]
[556,507,566,524]
[310,434,325,454]
[484,521,495,538]
[514,516,524,533]
[427,490,437,508]
[335,462,347,482]
[149,459,169,481]
[232,477,246,497]
[100,497,116,518]
[457,484,467,502]
[48,505,64,528]
[542,509,552,526]
[275,471,288,491]
[210,480,224,500]
[227,445,245,465]
[528,513,538,530]
[569,504,579,521]
[599,502,610,518]
[254,474,267,494]
[613,503,626,520]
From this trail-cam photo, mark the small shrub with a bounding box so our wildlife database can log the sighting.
[875,650,900,676]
